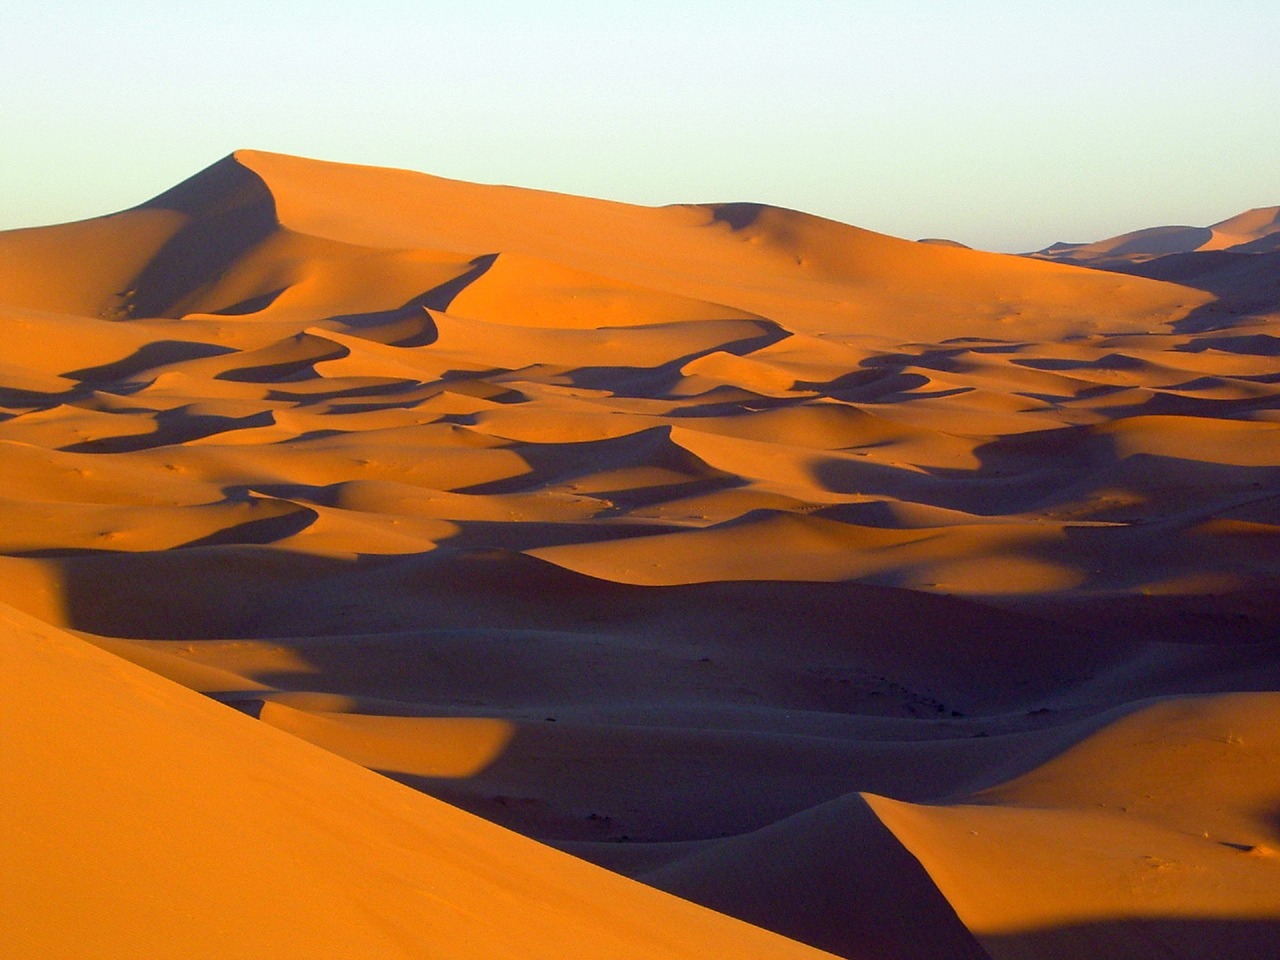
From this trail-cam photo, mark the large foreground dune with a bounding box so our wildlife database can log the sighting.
[2,151,1278,959]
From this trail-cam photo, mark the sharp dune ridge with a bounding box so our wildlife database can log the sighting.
[1,150,1278,959]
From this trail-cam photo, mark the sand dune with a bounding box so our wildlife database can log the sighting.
[869,693,1280,959]
[2,151,1278,958]
[0,602,838,960]
[1032,206,1280,263]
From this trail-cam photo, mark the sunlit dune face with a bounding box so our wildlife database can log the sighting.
[257,703,516,779]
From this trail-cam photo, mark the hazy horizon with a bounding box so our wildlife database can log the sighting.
[3,0,1278,251]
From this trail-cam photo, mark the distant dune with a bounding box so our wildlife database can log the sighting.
[1028,206,1280,328]
[1031,206,1280,263]
[2,151,1278,959]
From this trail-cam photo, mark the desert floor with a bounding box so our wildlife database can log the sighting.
[3,151,1279,959]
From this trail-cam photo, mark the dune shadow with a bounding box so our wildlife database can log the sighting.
[60,408,275,453]
[0,386,76,409]
[1016,383,1130,405]
[561,325,792,398]
[1060,249,1280,333]
[209,286,287,316]
[265,379,428,404]
[7,546,360,639]
[416,253,499,312]
[636,792,994,960]
[1176,332,1280,356]
[662,394,799,418]
[1076,388,1280,419]
[180,505,318,548]
[321,253,497,343]
[433,368,527,403]
[709,203,766,231]
[122,155,279,319]
[1012,352,1145,372]
[804,422,1113,516]
[982,916,1280,959]
[860,348,972,374]
[809,415,1280,525]
[216,342,349,384]
[1005,576,1280,649]
[455,425,737,498]
[797,361,973,404]
[64,340,238,385]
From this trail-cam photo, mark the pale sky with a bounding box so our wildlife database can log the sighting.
[2,0,1277,251]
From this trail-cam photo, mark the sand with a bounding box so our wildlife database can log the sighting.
[1,150,1278,959]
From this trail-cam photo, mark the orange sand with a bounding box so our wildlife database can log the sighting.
[2,151,1278,959]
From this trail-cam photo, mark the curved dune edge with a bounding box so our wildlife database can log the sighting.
[638,792,991,960]
[865,693,1280,960]
[0,602,838,960]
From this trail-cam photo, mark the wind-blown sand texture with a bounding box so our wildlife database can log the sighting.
[2,151,1278,959]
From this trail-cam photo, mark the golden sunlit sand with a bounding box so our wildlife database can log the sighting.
[2,151,1278,959]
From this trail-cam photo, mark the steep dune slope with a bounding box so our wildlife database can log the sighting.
[0,601,837,960]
